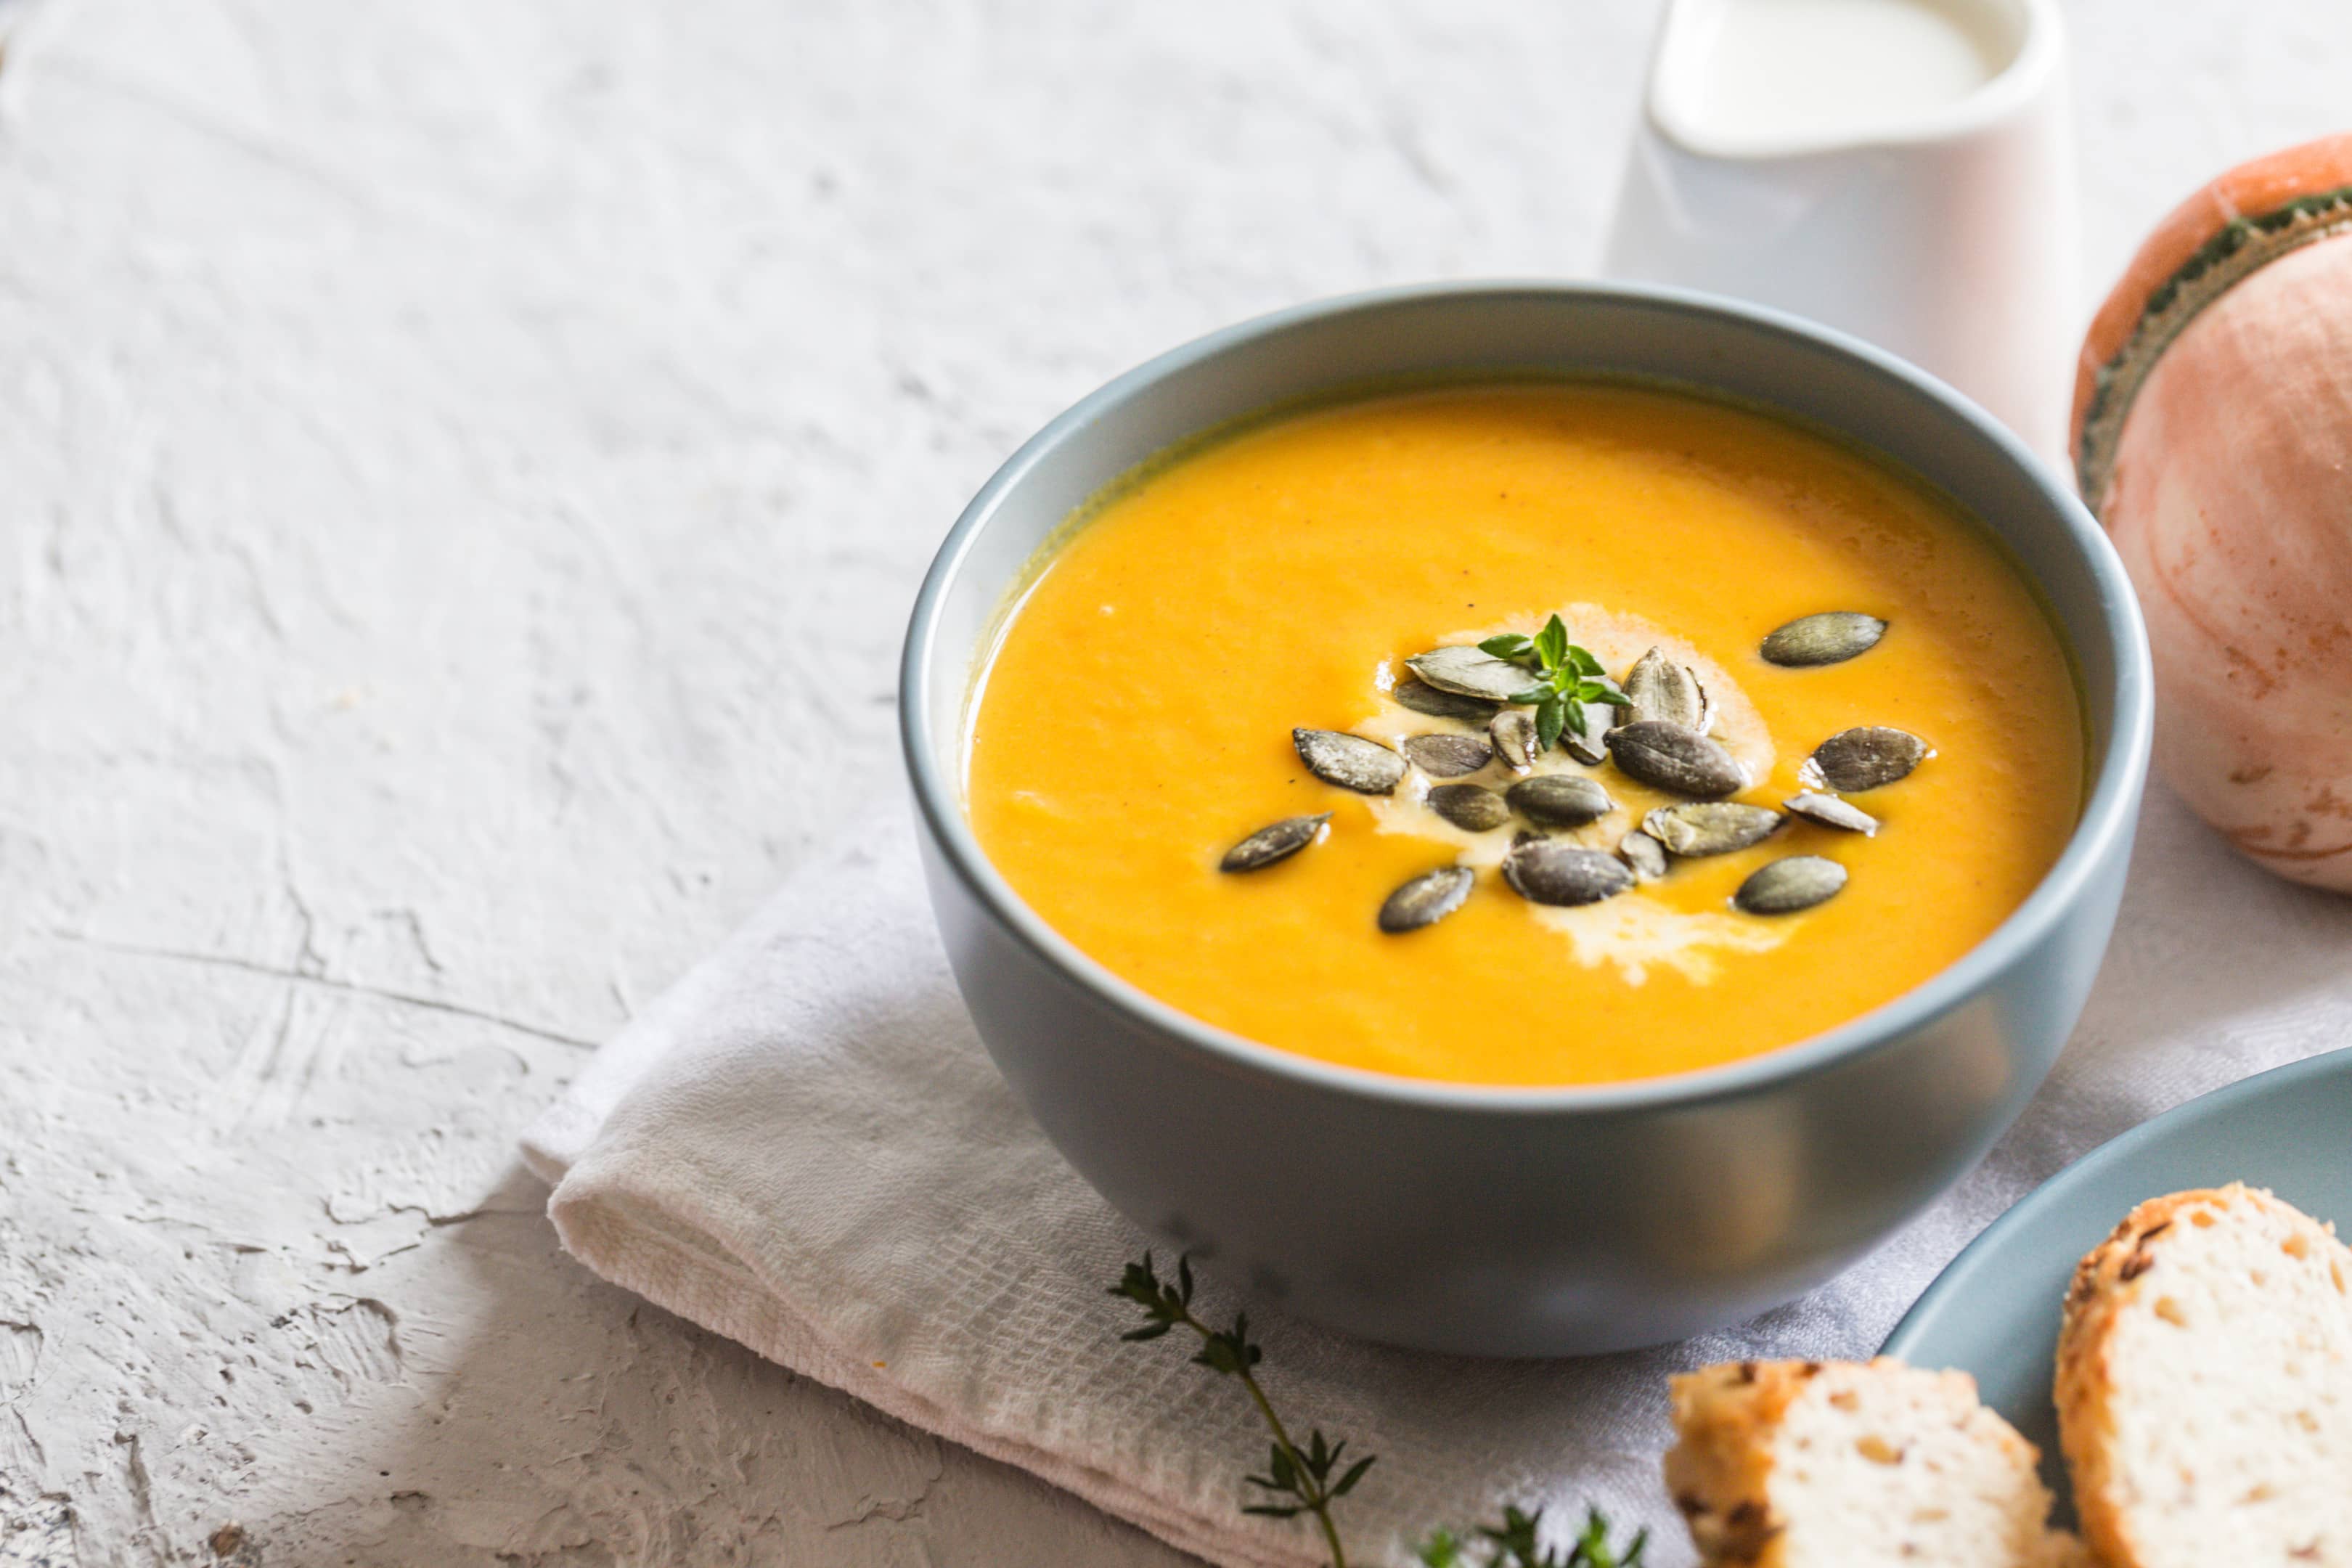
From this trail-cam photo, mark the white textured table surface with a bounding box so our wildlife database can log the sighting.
[4,1,2351,1562]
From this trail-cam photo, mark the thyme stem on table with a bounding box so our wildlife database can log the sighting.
[1420,1505,1649,1568]
[1108,1251,1649,1568]
[1111,1252,1369,1567]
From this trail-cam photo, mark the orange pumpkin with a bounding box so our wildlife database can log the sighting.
[2075,135,2352,891]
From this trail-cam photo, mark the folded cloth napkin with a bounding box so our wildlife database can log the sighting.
[521,791,2352,1568]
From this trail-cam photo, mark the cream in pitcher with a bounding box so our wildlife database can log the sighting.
[1687,0,2014,145]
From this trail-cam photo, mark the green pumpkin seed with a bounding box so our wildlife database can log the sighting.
[1503,839,1635,907]
[1426,783,1511,833]
[1401,732,1493,778]
[1619,830,1668,882]
[1405,645,1540,703]
[1562,702,1617,767]
[1218,813,1332,872]
[1625,648,1709,732]
[1298,728,1402,790]
[1643,801,1783,858]
[1808,727,1931,792]
[1760,612,1888,667]
[1379,865,1475,933]
[1293,728,1407,794]
[1604,720,1746,799]
[1394,678,1500,722]
[1734,855,1848,915]
[1490,709,1542,771]
[1506,773,1617,827]
[1784,792,1879,835]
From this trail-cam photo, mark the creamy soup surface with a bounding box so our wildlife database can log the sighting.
[965,383,2083,1086]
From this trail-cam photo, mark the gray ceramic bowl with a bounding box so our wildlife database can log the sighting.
[900,282,2152,1357]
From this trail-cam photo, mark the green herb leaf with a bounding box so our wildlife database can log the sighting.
[1534,614,1569,671]
[1568,644,1606,679]
[1418,1531,1468,1568]
[1535,697,1567,753]
[1420,1505,1654,1568]
[1269,1444,1298,1489]
[1479,633,1533,658]
[1484,1506,1549,1565]
[1565,1508,1648,1567]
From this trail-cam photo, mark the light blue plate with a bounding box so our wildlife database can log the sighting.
[1882,1048,2352,1516]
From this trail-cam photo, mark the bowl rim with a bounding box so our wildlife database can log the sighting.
[899,277,2154,1116]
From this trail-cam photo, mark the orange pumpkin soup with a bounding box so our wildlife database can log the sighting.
[965,382,2082,1086]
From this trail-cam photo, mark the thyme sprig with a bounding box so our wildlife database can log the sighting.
[1112,1253,1371,1567]
[1479,614,1630,751]
[1111,1251,1650,1568]
[1420,1506,1649,1567]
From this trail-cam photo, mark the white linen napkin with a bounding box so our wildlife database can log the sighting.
[520,789,2352,1568]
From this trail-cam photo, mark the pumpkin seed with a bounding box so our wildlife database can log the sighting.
[1625,648,1709,731]
[1808,727,1931,792]
[1405,645,1540,703]
[1643,801,1782,858]
[1562,703,1617,767]
[1293,728,1407,794]
[1506,773,1617,827]
[1604,720,1746,799]
[1784,792,1880,835]
[1503,839,1635,907]
[1734,855,1848,915]
[1619,830,1668,882]
[1379,865,1475,933]
[1490,709,1542,772]
[1401,732,1493,779]
[1426,783,1511,833]
[1394,678,1500,722]
[1219,812,1332,872]
[1760,612,1888,667]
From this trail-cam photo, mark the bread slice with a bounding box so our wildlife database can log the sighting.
[2057,1183,2352,1567]
[1664,1357,2083,1567]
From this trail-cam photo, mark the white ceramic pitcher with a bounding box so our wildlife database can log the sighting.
[1604,0,2078,467]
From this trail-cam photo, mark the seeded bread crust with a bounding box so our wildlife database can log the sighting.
[1665,1360,1818,1564]
[2057,1184,2352,1568]
[1665,1357,2080,1567]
